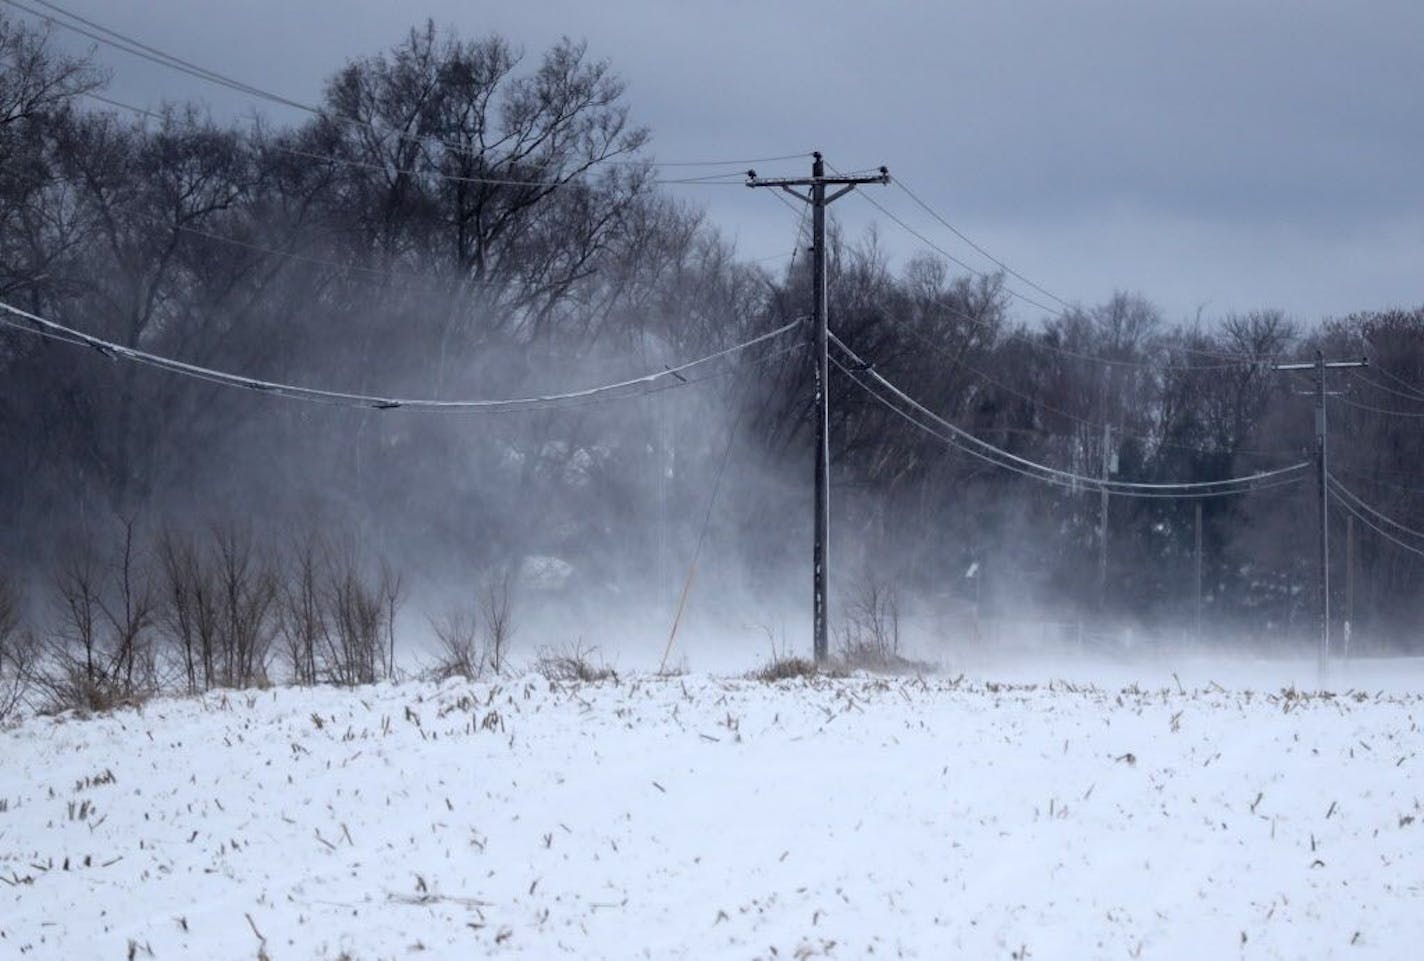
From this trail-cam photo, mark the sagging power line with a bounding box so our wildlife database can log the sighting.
[0,300,800,414]
[7,0,810,182]
[825,159,1268,373]
[868,300,1299,461]
[892,177,1074,312]
[81,92,751,190]
[829,332,1309,498]
[1327,475,1424,549]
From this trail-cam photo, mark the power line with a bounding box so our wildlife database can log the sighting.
[818,158,1262,373]
[0,298,800,414]
[870,302,1297,459]
[11,0,809,178]
[36,164,794,285]
[851,186,1062,316]
[88,90,738,188]
[85,93,783,182]
[1347,368,1424,403]
[1328,480,1424,560]
[1366,362,1424,401]
[822,191,1256,372]
[821,156,1071,320]
[1327,474,1424,543]
[256,145,746,190]
[893,175,1309,374]
[1334,463,1424,494]
[1335,393,1424,419]
[833,354,1307,500]
[892,177,1073,311]
[829,331,1309,498]
[8,0,317,112]
[1017,325,1256,372]
[24,169,566,290]
[862,190,1258,371]
[890,175,1318,380]
[120,213,455,286]
[80,93,753,191]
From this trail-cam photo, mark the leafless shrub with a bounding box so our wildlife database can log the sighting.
[747,621,832,681]
[430,610,483,681]
[0,630,37,722]
[0,575,34,721]
[835,577,927,673]
[749,655,821,682]
[156,523,276,691]
[839,578,899,657]
[0,574,19,650]
[428,567,515,681]
[38,520,158,713]
[534,640,614,683]
[273,532,404,688]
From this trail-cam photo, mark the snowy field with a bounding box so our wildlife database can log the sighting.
[2,662,1423,960]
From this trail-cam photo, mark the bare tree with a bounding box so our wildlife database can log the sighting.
[837,575,901,669]
[0,572,33,720]
[277,531,326,687]
[0,11,104,300]
[156,528,219,695]
[481,567,516,674]
[430,609,483,680]
[380,560,405,680]
[211,523,276,688]
[322,545,386,687]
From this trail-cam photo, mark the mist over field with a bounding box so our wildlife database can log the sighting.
[3,6,1424,959]
[1,4,1422,707]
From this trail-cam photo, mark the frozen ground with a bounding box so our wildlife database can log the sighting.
[2,663,1422,960]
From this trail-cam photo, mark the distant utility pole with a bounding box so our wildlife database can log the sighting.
[1344,513,1355,662]
[747,153,890,663]
[1098,422,1113,613]
[1272,349,1366,681]
[1194,500,1203,643]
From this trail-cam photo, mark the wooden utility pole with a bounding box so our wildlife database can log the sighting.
[1272,350,1366,681]
[747,153,890,663]
[1345,512,1355,661]
[1099,422,1112,613]
[1194,499,1203,643]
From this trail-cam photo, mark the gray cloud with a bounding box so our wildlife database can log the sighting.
[30,0,1424,323]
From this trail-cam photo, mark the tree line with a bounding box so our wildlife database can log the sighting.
[2,14,1421,709]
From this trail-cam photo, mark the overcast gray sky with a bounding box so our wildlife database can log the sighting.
[20,0,1424,326]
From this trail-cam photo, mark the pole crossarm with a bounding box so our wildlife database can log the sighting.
[745,150,889,664]
[1273,359,1368,372]
[745,171,891,193]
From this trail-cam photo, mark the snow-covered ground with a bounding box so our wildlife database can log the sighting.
[2,663,1422,960]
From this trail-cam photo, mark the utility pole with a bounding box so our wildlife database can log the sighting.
[1344,512,1355,662]
[1272,350,1366,681]
[747,153,890,663]
[1099,423,1113,613]
[1194,500,1203,644]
